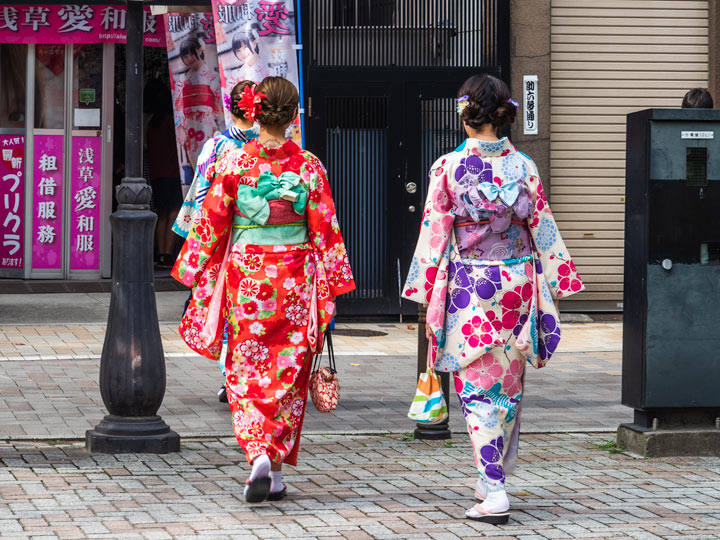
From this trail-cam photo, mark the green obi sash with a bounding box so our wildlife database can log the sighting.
[232,171,309,245]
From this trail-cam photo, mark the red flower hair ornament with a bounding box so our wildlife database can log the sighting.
[236,84,266,122]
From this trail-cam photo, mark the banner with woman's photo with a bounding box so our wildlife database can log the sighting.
[163,12,226,193]
[211,0,301,143]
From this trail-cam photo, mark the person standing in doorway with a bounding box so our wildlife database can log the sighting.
[146,80,183,268]
[174,80,260,403]
[403,74,583,523]
[172,77,354,503]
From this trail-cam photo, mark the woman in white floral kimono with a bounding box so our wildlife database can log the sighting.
[403,74,583,523]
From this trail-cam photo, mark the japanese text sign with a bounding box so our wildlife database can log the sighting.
[523,75,538,136]
[32,135,64,269]
[0,5,165,46]
[0,135,25,270]
[70,136,101,270]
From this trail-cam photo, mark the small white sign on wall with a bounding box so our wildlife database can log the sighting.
[681,131,714,139]
[523,75,538,135]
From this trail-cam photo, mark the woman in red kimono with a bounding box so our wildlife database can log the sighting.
[172,77,355,503]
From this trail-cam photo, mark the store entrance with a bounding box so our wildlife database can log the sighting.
[112,44,180,276]
[0,43,114,280]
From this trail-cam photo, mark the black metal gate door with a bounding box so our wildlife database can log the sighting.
[302,0,510,317]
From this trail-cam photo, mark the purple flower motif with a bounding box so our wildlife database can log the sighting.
[455,155,493,183]
[513,313,529,337]
[480,437,505,483]
[458,392,492,417]
[474,265,502,300]
[447,288,471,314]
[538,310,561,360]
[447,261,473,313]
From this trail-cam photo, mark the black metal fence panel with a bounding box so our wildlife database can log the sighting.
[324,96,389,301]
[309,0,499,68]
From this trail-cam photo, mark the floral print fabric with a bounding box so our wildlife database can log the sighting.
[173,127,258,238]
[403,137,583,489]
[403,137,583,371]
[171,139,355,465]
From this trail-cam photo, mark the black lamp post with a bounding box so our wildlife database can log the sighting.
[86,0,179,453]
[414,306,451,440]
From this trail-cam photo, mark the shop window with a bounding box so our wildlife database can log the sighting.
[72,44,103,130]
[0,44,28,129]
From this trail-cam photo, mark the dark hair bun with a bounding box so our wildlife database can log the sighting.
[255,77,299,127]
[458,74,516,130]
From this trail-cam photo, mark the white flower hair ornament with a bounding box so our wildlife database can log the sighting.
[456,95,470,115]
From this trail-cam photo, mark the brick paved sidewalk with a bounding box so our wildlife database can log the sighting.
[0,432,718,539]
[0,321,629,439]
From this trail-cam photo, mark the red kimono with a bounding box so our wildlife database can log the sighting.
[172,139,355,465]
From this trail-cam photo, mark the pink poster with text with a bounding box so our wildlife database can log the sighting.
[70,136,102,271]
[0,135,25,270]
[32,135,64,269]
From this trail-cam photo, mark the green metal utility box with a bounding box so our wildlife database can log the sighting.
[623,108,720,436]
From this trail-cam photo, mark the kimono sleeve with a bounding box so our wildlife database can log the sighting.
[171,157,237,288]
[402,158,455,304]
[173,137,216,238]
[305,159,355,297]
[524,157,584,299]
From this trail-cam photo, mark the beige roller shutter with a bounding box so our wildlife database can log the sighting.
[550,0,709,307]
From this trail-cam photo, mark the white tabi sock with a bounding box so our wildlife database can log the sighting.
[475,478,488,500]
[481,489,510,513]
[244,455,271,498]
[466,488,510,517]
[270,470,285,493]
[250,455,271,482]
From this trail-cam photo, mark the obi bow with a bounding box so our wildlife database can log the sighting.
[478,180,520,206]
[257,171,308,215]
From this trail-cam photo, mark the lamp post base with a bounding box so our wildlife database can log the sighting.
[414,420,452,440]
[86,415,180,454]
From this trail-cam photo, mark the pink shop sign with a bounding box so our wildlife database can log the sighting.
[70,136,102,271]
[0,5,165,46]
[32,135,64,270]
[0,135,25,270]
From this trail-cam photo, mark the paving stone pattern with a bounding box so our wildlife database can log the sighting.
[0,433,718,539]
[0,323,629,439]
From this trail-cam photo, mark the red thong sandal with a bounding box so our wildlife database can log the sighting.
[268,485,288,501]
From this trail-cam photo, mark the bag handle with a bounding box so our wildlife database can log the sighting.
[312,329,336,374]
[325,330,336,374]
[426,340,435,372]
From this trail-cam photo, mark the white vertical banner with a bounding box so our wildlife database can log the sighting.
[523,75,538,135]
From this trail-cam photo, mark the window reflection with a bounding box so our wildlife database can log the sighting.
[35,44,66,129]
[0,44,28,129]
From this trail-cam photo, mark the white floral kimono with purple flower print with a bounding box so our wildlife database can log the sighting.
[403,137,583,492]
